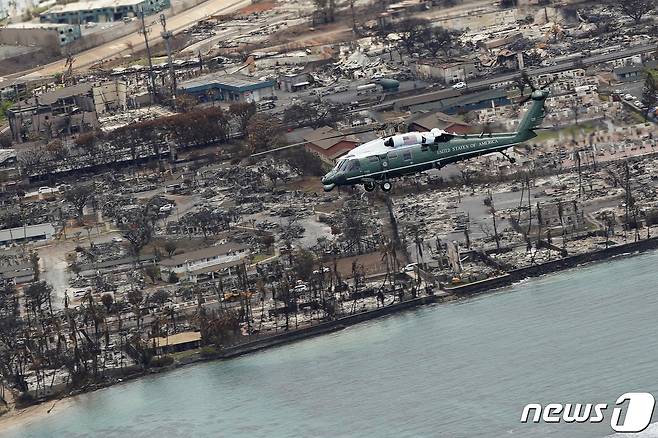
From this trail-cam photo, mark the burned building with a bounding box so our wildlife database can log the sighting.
[414,59,477,84]
[7,81,126,142]
[537,200,585,230]
[0,149,18,183]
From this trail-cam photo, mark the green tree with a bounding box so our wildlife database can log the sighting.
[246,114,283,153]
[0,100,13,120]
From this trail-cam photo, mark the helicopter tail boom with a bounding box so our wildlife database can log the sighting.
[514,89,549,142]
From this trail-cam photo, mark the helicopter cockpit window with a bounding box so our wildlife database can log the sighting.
[336,160,349,171]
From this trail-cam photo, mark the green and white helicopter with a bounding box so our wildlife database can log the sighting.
[255,74,552,192]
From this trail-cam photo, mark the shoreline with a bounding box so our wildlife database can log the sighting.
[3,237,658,430]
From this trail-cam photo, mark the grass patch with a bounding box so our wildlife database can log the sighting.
[0,100,12,121]
[251,253,272,263]
[535,122,598,142]
[171,349,201,361]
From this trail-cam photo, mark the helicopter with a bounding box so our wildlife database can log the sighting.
[253,73,552,192]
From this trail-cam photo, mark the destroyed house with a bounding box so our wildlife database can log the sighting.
[536,200,585,230]
[0,149,18,182]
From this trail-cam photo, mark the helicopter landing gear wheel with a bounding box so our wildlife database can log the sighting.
[364,181,376,192]
[381,181,392,192]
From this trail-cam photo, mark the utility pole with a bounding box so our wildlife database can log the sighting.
[62,53,76,86]
[139,7,157,104]
[349,0,356,32]
[160,13,177,107]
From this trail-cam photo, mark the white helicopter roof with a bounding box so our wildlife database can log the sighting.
[339,129,449,161]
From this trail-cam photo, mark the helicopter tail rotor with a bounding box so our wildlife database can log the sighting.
[518,71,555,104]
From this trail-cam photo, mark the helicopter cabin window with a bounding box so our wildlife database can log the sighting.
[403,150,412,161]
[347,160,360,171]
[369,156,380,163]
[387,152,398,159]
[420,144,428,152]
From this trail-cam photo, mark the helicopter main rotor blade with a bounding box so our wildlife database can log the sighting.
[544,76,559,88]
[519,94,533,105]
[521,70,537,92]
[251,127,381,157]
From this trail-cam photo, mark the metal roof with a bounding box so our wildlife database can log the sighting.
[0,223,55,244]
[410,111,469,131]
[303,126,360,150]
[44,0,144,14]
[154,331,201,347]
[394,89,461,109]
[160,242,250,267]
[6,22,77,29]
[178,73,274,94]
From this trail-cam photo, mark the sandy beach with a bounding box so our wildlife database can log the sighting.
[0,394,76,433]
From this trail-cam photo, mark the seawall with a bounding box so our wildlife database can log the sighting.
[445,237,658,296]
[213,295,444,360]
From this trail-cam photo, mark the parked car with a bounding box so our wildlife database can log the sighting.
[452,81,467,90]
[403,263,418,272]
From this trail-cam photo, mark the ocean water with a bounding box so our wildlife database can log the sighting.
[4,251,658,438]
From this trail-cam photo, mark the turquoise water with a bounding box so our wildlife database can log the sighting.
[4,251,658,438]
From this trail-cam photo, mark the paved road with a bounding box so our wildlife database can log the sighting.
[6,0,250,82]
[38,229,123,307]
[366,43,657,111]
[469,44,657,90]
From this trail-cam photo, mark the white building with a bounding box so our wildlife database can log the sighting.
[159,242,250,283]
